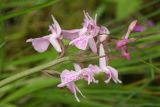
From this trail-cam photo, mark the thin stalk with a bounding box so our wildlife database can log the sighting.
[0,57,69,87]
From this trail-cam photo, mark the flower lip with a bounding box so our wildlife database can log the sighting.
[116,39,129,49]
[26,36,50,53]
[58,70,80,87]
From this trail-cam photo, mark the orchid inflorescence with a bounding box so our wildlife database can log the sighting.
[27,11,137,102]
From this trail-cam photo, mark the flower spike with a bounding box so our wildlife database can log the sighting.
[26,11,139,102]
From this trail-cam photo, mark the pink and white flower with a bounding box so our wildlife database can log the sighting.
[99,26,110,42]
[25,11,139,102]
[69,11,99,53]
[26,15,62,53]
[57,69,84,102]
[99,43,122,83]
[116,20,137,60]
[74,63,101,85]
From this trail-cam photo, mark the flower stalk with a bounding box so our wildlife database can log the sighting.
[0,57,69,88]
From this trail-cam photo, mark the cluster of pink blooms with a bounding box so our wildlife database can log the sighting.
[27,11,137,102]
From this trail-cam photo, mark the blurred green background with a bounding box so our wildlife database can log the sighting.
[0,0,160,107]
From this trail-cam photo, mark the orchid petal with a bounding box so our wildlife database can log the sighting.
[66,83,75,93]
[81,68,95,85]
[122,47,131,60]
[116,39,128,49]
[99,34,108,42]
[26,36,50,53]
[69,36,90,50]
[58,70,80,87]
[49,25,56,35]
[49,35,62,52]
[129,20,137,31]
[99,26,110,35]
[99,26,109,42]
[80,65,100,84]
[73,63,82,72]
[88,38,97,53]
[67,83,80,102]
[104,73,112,83]
[88,64,101,74]
[99,66,111,83]
[76,86,85,98]
[94,14,97,24]
[58,69,83,102]
[51,15,61,36]
[62,29,80,40]
[79,27,87,36]
[99,44,107,69]
[107,66,122,83]
[125,20,137,39]
[74,90,80,102]
[83,11,89,21]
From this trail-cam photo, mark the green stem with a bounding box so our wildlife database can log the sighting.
[0,54,103,88]
[0,57,69,88]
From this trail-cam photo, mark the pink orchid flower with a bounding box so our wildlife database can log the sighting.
[57,69,85,102]
[69,11,99,53]
[99,43,122,84]
[99,26,110,42]
[26,15,62,53]
[116,20,137,60]
[81,64,101,84]
[74,63,100,85]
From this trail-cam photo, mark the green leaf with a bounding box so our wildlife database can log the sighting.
[0,57,69,87]
[1,78,59,103]
[116,0,141,20]
[0,0,58,22]
[0,103,17,107]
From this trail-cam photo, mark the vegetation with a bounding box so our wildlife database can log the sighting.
[0,0,160,107]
